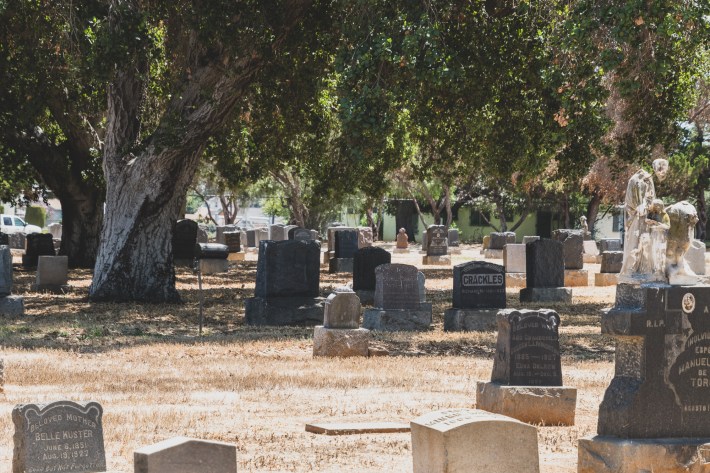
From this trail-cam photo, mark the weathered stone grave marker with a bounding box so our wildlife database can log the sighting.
[313,287,371,357]
[476,309,577,425]
[363,264,432,331]
[445,261,505,331]
[12,400,106,473]
[411,408,539,473]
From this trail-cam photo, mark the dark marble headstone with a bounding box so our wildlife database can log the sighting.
[600,251,623,273]
[223,231,241,253]
[551,229,584,270]
[374,264,420,309]
[448,229,459,247]
[599,285,710,437]
[492,309,562,386]
[353,247,391,291]
[453,261,505,309]
[599,238,622,252]
[22,233,55,268]
[12,400,106,473]
[489,232,516,250]
[526,239,564,288]
[426,225,448,256]
[173,219,198,260]
[246,230,256,247]
[334,230,358,259]
[255,240,320,298]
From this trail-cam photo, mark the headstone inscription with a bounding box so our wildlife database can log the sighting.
[599,285,710,438]
[22,233,55,268]
[172,219,198,261]
[245,240,323,326]
[411,409,540,473]
[12,401,106,473]
[445,261,505,331]
[491,309,562,386]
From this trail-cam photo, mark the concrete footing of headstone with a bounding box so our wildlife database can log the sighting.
[475,382,577,426]
[506,273,526,288]
[483,249,504,259]
[312,326,371,357]
[577,436,710,473]
[0,295,24,316]
[199,259,229,275]
[245,297,325,326]
[328,258,353,273]
[594,273,618,286]
[519,287,572,303]
[411,408,540,473]
[564,269,589,287]
[362,306,433,331]
[421,255,451,265]
[444,309,498,331]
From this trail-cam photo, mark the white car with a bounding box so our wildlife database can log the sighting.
[0,214,42,234]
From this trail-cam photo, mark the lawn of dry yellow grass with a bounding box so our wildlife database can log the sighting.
[0,244,615,472]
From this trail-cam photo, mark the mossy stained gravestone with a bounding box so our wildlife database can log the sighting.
[12,401,106,473]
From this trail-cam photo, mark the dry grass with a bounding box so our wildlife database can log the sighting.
[0,244,616,472]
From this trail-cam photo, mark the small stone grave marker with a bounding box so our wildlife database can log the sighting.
[12,400,106,473]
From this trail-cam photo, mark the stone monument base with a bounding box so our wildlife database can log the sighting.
[199,259,228,275]
[476,382,576,426]
[245,296,325,326]
[362,304,433,331]
[313,326,371,357]
[354,289,374,306]
[392,247,409,254]
[583,254,601,264]
[422,255,451,265]
[328,258,353,273]
[564,269,589,287]
[227,252,245,261]
[483,249,504,259]
[519,287,572,303]
[577,436,710,473]
[594,273,618,286]
[0,296,24,316]
[30,284,72,294]
[506,273,526,288]
[444,308,498,331]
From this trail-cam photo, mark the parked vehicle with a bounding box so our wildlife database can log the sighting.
[0,214,41,234]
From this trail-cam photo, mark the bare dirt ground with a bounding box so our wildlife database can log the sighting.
[0,244,616,472]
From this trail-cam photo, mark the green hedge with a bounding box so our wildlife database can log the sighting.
[25,206,47,228]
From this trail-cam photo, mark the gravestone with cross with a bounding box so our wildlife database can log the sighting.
[598,283,710,438]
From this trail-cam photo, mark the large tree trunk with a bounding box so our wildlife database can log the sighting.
[90,146,203,301]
